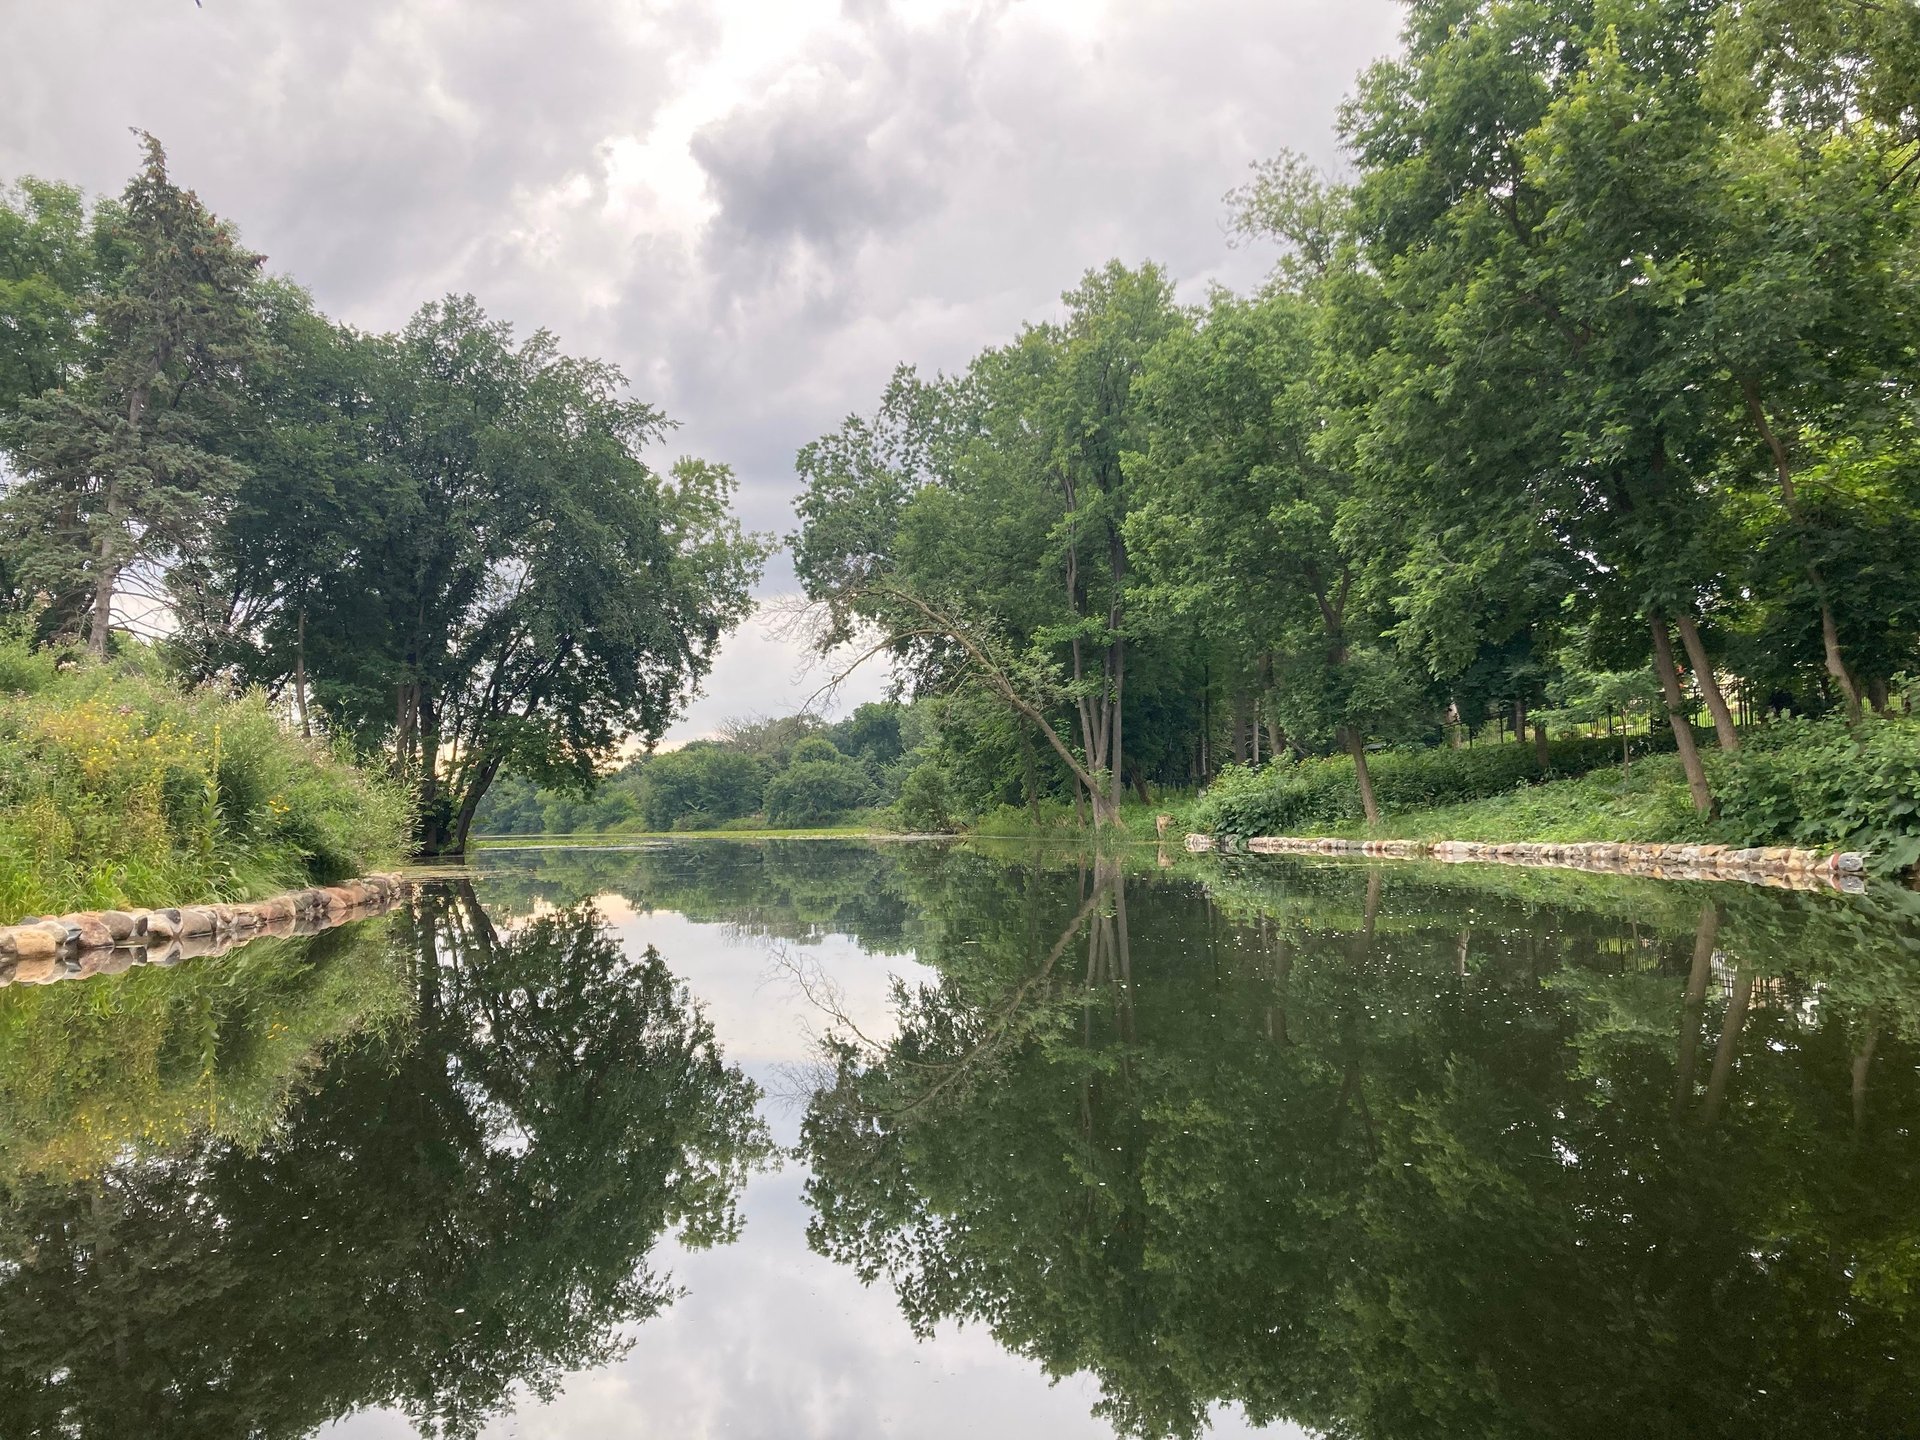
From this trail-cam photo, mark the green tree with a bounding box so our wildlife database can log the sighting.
[639,742,767,830]
[764,737,873,827]
[1128,282,1429,822]
[0,177,99,413]
[3,134,265,656]
[794,264,1187,829]
[182,294,767,854]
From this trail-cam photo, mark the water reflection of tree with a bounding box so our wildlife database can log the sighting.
[0,921,410,1184]
[800,857,1920,1439]
[0,884,771,1438]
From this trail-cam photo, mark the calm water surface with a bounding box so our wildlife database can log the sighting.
[3,839,1919,1438]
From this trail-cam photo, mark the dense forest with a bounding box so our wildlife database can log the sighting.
[0,136,766,857]
[788,0,1920,855]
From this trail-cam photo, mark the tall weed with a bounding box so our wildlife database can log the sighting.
[0,634,409,922]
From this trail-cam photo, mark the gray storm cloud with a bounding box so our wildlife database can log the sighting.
[0,0,1405,736]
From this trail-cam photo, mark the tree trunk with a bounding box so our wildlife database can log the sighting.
[1673,610,1739,751]
[1020,729,1042,825]
[1343,727,1381,826]
[1821,601,1865,724]
[449,753,502,854]
[1090,785,1119,831]
[415,693,451,855]
[88,482,120,659]
[1742,379,1864,723]
[1702,970,1753,1125]
[1673,901,1718,1120]
[293,605,311,739]
[1109,636,1126,815]
[1868,676,1892,717]
[88,549,116,658]
[1532,719,1550,771]
[1649,612,1714,814]
[89,383,151,659]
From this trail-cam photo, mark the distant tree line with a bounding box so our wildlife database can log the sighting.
[0,136,766,855]
[792,0,1920,830]
[475,701,923,834]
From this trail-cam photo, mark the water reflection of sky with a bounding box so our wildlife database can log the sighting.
[325,899,1299,1440]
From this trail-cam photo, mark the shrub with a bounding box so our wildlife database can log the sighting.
[895,761,958,833]
[0,634,409,922]
[1709,716,1920,873]
[1196,732,1675,840]
[763,755,871,827]
[638,745,765,830]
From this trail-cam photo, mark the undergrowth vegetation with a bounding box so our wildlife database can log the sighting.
[0,635,409,923]
[1196,717,1920,876]
[1707,718,1920,874]
[1196,734,1676,841]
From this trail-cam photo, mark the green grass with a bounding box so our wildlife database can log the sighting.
[1312,753,1709,845]
[0,634,410,923]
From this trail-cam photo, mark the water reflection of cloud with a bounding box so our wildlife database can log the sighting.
[322,898,1302,1440]
[602,903,936,1077]
[331,1168,1294,1440]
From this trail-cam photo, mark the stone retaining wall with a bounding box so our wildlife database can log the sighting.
[0,874,412,988]
[1184,835,1868,893]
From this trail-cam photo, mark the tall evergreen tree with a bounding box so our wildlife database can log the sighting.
[3,133,264,655]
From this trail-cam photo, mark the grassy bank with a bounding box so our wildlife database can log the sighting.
[1314,754,1706,845]
[1196,717,1920,876]
[0,637,409,924]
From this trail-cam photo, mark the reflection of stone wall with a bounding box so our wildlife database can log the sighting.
[0,874,412,986]
[1185,835,1868,893]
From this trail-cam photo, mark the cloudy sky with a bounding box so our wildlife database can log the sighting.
[1,0,1405,740]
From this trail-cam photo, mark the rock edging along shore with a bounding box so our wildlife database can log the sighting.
[1184,835,1868,894]
[0,874,412,988]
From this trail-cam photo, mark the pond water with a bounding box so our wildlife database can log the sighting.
[3,839,1919,1439]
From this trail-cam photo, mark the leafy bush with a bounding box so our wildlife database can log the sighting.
[0,634,410,922]
[1196,733,1675,840]
[638,745,766,830]
[1709,716,1920,873]
[895,761,959,833]
[763,754,872,827]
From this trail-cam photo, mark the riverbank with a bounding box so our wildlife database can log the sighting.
[1308,754,1706,846]
[0,638,409,924]
[0,873,411,981]
[1187,830,1867,892]
[1197,721,1920,879]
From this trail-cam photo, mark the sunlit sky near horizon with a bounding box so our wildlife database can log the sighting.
[1,0,1404,743]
